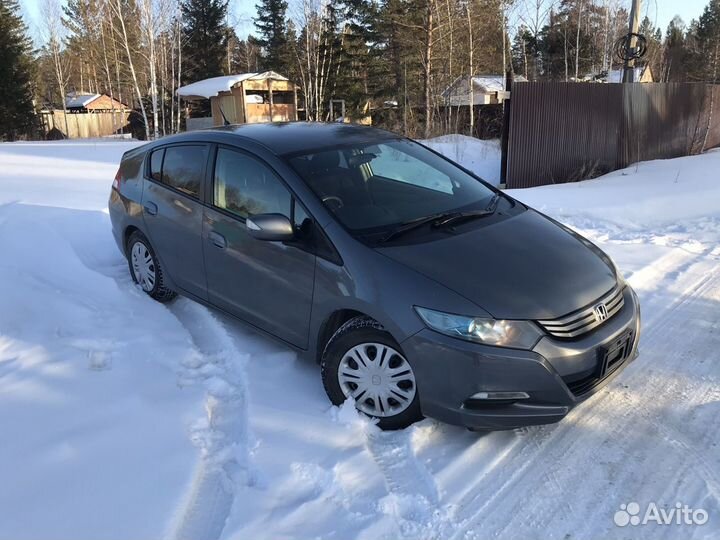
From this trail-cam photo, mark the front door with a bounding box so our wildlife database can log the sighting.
[203,146,315,348]
[141,144,210,299]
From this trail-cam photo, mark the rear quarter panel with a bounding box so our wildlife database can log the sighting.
[108,145,148,256]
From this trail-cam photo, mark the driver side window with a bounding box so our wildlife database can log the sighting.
[213,148,291,219]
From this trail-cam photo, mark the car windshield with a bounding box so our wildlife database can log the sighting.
[286,139,496,234]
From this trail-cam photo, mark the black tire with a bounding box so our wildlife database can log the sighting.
[321,316,422,430]
[126,231,177,303]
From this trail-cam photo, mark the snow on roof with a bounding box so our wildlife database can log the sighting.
[606,67,645,83]
[471,75,527,93]
[177,71,289,99]
[66,93,100,108]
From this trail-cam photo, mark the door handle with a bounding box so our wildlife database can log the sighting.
[209,231,226,248]
[143,201,158,215]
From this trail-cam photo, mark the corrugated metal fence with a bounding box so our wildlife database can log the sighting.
[506,82,720,188]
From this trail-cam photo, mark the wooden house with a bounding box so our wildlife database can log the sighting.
[177,71,299,127]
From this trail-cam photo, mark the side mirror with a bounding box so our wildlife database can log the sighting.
[246,213,294,241]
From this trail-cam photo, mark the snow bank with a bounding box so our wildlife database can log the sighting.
[420,134,501,185]
[510,150,720,224]
[0,150,206,538]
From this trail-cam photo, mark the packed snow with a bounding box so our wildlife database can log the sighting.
[0,138,718,540]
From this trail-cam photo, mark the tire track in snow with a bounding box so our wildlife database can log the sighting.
[166,299,255,540]
[364,426,455,538]
[447,260,720,539]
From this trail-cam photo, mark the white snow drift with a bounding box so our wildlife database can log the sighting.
[0,138,718,540]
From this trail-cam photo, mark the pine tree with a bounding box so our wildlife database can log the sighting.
[254,0,290,73]
[181,0,228,82]
[512,26,539,80]
[0,0,36,140]
[662,16,688,82]
[638,16,662,81]
[689,0,720,83]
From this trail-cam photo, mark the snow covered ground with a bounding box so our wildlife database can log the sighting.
[422,134,501,186]
[0,139,718,540]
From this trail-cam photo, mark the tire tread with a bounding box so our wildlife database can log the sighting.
[127,231,177,303]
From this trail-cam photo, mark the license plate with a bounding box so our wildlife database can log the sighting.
[599,332,632,377]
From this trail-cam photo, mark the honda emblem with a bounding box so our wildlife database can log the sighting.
[593,303,609,322]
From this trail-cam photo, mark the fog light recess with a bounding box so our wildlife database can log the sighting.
[469,391,530,400]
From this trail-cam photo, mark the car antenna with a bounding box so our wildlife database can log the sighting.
[217,104,231,126]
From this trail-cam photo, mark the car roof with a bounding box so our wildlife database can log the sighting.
[167,122,401,156]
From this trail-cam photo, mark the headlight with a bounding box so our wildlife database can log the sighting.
[414,307,543,349]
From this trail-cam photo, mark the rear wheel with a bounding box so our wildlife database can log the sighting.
[126,231,176,302]
[321,317,422,430]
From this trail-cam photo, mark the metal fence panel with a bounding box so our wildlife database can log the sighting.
[506,82,720,189]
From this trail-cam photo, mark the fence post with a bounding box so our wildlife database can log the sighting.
[500,98,511,186]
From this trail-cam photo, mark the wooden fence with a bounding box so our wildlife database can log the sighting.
[505,82,720,188]
[40,110,130,139]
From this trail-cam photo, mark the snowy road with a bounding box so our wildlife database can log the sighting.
[0,140,718,540]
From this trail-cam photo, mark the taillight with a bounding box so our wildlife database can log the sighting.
[112,167,122,190]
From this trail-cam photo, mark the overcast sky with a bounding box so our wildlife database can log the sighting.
[19,0,708,47]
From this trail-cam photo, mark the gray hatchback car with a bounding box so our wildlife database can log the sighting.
[109,122,640,430]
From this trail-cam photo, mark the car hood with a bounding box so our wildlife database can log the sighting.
[375,209,617,320]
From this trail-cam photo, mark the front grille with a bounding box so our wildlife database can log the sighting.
[537,284,625,339]
[564,337,632,397]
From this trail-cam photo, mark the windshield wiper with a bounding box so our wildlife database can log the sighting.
[377,194,502,243]
[377,212,455,243]
[433,193,501,228]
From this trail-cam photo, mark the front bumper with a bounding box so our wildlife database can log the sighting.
[401,286,641,430]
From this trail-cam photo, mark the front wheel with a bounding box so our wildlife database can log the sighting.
[321,317,422,430]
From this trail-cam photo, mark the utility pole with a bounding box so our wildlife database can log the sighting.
[623,0,641,83]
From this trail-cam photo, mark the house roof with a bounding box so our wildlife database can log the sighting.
[66,93,100,108]
[472,76,505,93]
[442,74,527,97]
[65,93,129,110]
[177,71,289,100]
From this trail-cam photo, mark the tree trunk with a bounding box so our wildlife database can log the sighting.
[177,15,182,133]
[563,22,569,81]
[99,13,118,135]
[141,0,159,139]
[423,0,433,139]
[702,40,720,153]
[575,0,582,80]
[466,0,474,137]
[113,0,150,140]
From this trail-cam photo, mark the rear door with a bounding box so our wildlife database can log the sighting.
[202,145,316,348]
[141,143,210,300]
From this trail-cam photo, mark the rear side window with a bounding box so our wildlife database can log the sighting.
[156,145,208,199]
[149,149,164,181]
[213,148,291,218]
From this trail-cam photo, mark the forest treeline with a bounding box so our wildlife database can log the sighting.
[1,0,719,140]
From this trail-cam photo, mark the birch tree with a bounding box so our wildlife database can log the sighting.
[42,0,71,136]
[139,0,160,138]
[110,0,150,139]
